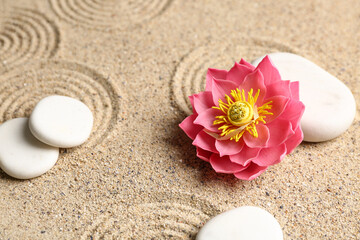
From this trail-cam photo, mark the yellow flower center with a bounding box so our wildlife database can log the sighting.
[210,88,273,142]
[227,101,253,126]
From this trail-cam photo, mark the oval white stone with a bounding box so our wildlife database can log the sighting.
[29,95,93,148]
[196,206,283,240]
[252,52,356,142]
[0,118,59,179]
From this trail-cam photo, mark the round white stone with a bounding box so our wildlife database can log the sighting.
[252,52,356,142]
[0,118,59,179]
[196,206,283,240]
[29,95,93,148]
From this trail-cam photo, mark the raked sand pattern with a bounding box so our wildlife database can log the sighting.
[0,0,359,239]
[80,192,222,239]
[0,8,60,72]
[49,0,172,30]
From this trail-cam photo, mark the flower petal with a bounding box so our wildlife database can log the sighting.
[210,154,248,173]
[290,81,300,100]
[193,91,215,114]
[193,130,218,153]
[284,126,303,154]
[265,80,291,99]
[179,114,203,140]
[262,95,289,123]
[215,139,244,157]
[239,58,255,71]
[205,68,228,91]
[197,147,212,162]
[233,162,268,180]
[229,145,261,166]
[226,62,253,86]
[243,124,270,148]
[256,55,281,85]
[240,69,266,104]
[266,119,294,147]
[252,143,287,166]
[211,78,238,105]
[194,107,222,132]
[278,100,305,131]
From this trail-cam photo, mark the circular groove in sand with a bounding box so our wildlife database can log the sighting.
[124,202,216,238]
[80,192,221,239]
[0,8,60,71]
[171,38,298,115]
[3,22,36,65]
[49,0,172,30]
[0,61,121,150]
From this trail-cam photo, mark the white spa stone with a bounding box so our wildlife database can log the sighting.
[252,52,356,142]
[0,118,59,179]
[29,95,93,148]
[196,206,283,240]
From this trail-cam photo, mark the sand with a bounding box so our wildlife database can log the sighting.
[0,0,359,239]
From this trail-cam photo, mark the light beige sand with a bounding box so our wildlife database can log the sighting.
[0,0,359,239]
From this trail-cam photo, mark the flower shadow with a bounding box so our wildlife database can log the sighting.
[0,168,23,181]
[165,116,243,187]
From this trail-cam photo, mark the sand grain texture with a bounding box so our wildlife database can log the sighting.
[0,0,359,239]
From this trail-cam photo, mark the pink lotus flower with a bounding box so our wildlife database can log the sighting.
[179,56,305,180]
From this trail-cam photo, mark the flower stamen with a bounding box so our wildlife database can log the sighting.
[211,88,273,142]
[227,101,253,126]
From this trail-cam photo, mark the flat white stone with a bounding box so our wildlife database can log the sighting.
[252,52,356,142]
[196,206,283,240]
[0,118,59,179]
[29,95,93,148]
